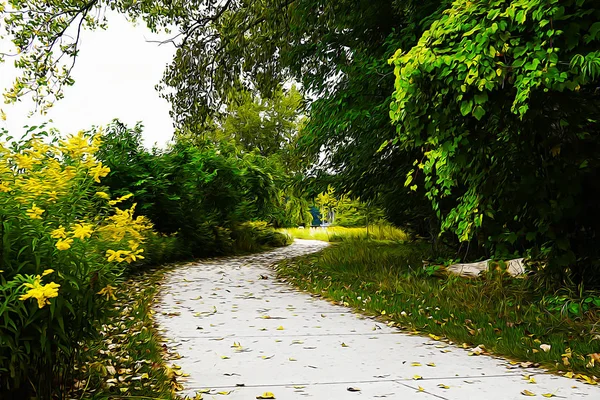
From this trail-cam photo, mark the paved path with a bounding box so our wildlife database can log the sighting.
[155,240,598,399]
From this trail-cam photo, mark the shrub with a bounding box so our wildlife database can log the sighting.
[0,128,153,399]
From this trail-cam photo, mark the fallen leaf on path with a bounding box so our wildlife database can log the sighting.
[411,362,422,367]
[216,390,232,395]
[347,387,361,392]
[521,390,536,396]
[437,384,450,389]
[288,357,297,361]
[426,363,436,367]
[541,394,556,398]
[277,326,284,330]
[256,392,275,399]
[341,342,349,347]
[413,375,423,380]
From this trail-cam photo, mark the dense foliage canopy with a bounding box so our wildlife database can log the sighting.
[2,0,600,283]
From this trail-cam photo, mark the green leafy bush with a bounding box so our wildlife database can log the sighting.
[0,128,154,399]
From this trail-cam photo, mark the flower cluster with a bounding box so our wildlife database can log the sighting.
[19,270,60,309]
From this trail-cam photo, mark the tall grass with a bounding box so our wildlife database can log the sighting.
[280,224,409,242]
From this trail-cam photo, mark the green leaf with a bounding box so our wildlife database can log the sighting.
[460,100,473,116]
[472,105,486,120]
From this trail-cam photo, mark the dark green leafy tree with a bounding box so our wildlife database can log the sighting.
[389,0,600,282]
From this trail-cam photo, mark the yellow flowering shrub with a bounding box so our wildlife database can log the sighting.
[0,127,154,398]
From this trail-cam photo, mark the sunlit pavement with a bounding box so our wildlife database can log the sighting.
[155,239,599,399]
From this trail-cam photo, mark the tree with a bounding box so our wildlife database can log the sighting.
[389,0,600,282]
[1,0,448,237]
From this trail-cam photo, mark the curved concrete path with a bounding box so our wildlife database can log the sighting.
[155,240,598,399]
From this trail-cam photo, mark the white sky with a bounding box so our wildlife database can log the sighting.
[0,14,176,148]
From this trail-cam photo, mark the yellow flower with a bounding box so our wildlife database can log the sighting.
[56,238,73,251]
[0,181,10,192]
[97,284,117,301]
[51,226,67,239]
[14,153,37,170]
[108,193,133,206]
[19,277,60,308]
[95,191,110,200]
[123,248,144,263]
[26,204,45,219]
[71,223,93,240]
[41,269,54,277]
[105,249,125,262]
[89,161,110,183]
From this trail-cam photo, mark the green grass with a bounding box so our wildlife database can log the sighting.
[280,224,409,242]
[275,240,600,383]
[70,267,181,399]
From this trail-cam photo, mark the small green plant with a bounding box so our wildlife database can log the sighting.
[543,293,600,318]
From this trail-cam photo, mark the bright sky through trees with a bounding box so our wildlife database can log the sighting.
[0,14,175,148]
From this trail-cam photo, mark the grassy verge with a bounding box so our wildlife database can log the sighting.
[70,232,292,399]
[70,266,183,399]
[275,240,600,384]
[280,224,409,242]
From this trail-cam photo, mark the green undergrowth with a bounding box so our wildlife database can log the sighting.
[70,265,182,399]
[275,240,600,384]
[280,224,409,242]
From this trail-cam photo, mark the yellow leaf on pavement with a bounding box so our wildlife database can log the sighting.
[521,390,536,396]
[257,392,276,399]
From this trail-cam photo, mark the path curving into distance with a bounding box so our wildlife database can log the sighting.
[155,239,599,399]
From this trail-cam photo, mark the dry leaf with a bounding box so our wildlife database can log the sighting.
[341,342,349,347]
[256,392,275,399]
[541,394,556,398]
[413,375,423,380]
[540,344,551,352]
[426,362,436,367]
[411,362,422,367]
[521,389,536,396]
[437,384,450,389]
[347,387,361,392]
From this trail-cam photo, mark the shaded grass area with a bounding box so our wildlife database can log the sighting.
[70,266,182,399]
[275,240,600,384]
[280,224,409,242]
